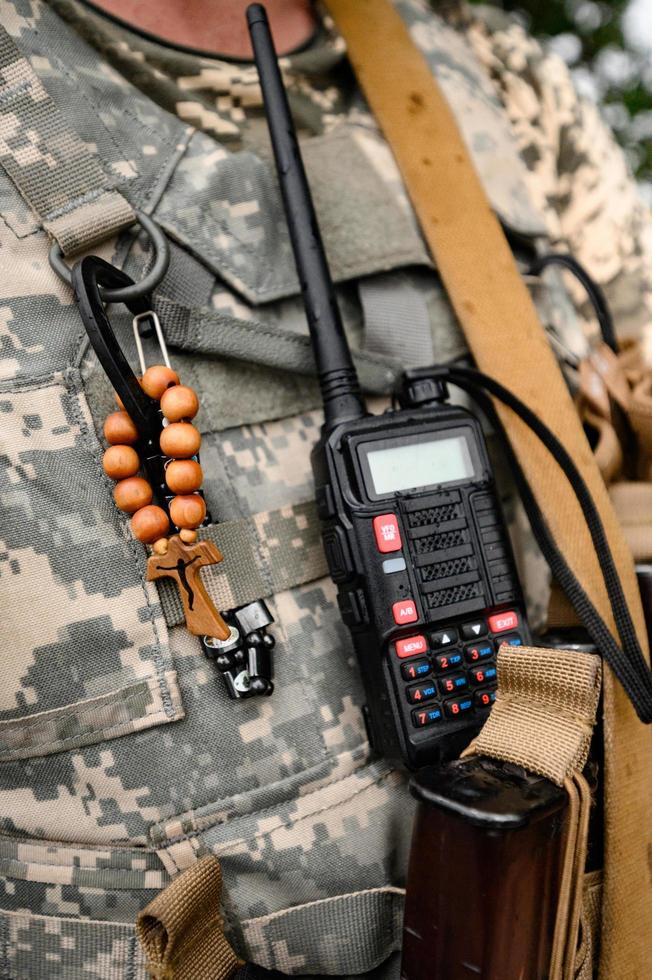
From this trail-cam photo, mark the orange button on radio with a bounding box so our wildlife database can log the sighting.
[395,634,427,659]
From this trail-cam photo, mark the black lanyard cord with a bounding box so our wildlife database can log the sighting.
[435,364,652,723]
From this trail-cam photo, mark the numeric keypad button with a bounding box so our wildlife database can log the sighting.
[434,650,463,672]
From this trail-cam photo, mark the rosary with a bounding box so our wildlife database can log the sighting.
[70,253,275,699]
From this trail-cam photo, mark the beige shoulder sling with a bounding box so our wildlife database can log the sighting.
[323,1,652,976]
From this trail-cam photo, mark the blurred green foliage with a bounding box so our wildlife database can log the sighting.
[486,1,652,188]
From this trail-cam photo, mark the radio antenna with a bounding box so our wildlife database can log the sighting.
[247,3,366,431]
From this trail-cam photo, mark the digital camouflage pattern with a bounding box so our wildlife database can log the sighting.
[1,0,651,976]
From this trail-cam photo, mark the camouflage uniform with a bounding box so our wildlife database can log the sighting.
[0,0,649,976]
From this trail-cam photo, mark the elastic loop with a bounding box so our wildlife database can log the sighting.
[48,209,170,303]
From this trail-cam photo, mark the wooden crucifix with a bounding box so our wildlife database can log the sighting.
[147,536,230,640]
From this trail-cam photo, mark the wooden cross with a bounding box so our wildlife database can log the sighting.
[147,536,230,640]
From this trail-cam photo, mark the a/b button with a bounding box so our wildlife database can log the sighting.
[393,599,418,625]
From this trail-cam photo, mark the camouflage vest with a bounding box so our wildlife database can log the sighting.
[0,1,586,977]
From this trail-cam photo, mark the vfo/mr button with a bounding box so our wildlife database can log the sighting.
[373,514,402,553]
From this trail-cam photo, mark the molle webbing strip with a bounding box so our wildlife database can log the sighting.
[137,855,243,980]
[0,25,134,253]
[156,501,327,628]
[154,294,402,396]
[323,3,652,975]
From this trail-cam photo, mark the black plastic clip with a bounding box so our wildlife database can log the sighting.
[202,599,275,699]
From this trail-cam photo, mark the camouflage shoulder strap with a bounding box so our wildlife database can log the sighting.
[0,22,134,254]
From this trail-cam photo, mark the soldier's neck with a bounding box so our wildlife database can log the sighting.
[85,0,317,58]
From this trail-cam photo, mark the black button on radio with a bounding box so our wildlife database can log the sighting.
[434,650,463,672]
[430,628,458,648]
[322,527,353,583]
[464,641,494,664]
[460,621,487,641]
[412,705,443,728]
[444,695,474,718]
[401,659,431,682]
[469,665,497,686]
[406,681,438,704]
[474,689,496,710]
[439,673,468,696]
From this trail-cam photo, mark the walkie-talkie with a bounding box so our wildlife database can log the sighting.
[248,4,530,768]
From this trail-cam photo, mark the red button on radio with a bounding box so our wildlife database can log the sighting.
[395,634,427,659]
[373,514,402,554]
[393,599,418,625]
[488,610,519,634]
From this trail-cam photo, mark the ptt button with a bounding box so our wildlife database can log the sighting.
[406,681,438,704]
[434,650,463,672]
[439,672,468,696]
[444,696,474,718]
[395,634,427,659]
[460,621,487,641]
[430,628,458,648]
[474,689,496,709]
[337,588,368,627]
[469,665,497,686]
[488,610,519,634]
[500,633,523,647]
[393,599,418,625]
[373,514,402,553]
[402,659,431,682]
[412,705,443,728]
[322,527,352,583]
[464,641,493,664]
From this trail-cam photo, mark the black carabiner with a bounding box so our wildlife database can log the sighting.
[72,255,170,507]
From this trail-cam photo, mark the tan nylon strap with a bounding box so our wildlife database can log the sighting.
[464,646,600,977]
[136,855,243,980]
[324,3,652,974]
[0,23,135,254]
[465,646,602,785]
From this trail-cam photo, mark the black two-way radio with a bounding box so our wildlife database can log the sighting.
[248,4,530,768]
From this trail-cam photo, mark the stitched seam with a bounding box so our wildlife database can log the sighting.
[0,704,170,759]
[211,768,396,854]
[0,681,153,736]
[160,759,391,848]
[153,741,371,841]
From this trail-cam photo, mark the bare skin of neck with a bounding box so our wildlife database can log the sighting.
[86,0,317,58]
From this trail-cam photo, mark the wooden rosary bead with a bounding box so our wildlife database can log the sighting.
[179,528,199,544]
[114,476,153,514]
[160,384,199,422]
[103,444,139,481]
[131,505,170,543]
[141,365,180,400]
[152,537,169,555]
[169,493,207,529]
[160,422,201,459]
[104,410,139,446]
[165,459,203,494]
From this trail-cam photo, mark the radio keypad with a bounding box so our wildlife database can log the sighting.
[402,659,431,682]
[439,673,468,696]
[412,705,443,728]
[430,628,458,648]
[406,681,438,704]
[393,610,521,730]
[434,650,463,672]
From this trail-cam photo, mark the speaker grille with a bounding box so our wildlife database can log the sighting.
[420,556,477,583]
[407,503,463,528]
[412,528,468,555]
[426,582,482,609]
